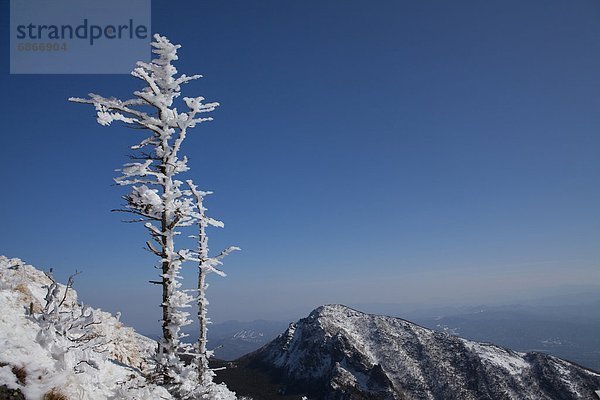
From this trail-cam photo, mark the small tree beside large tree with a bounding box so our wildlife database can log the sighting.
[70,34,238,398]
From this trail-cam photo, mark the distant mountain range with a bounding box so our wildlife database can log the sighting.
[411,302,600,372]
[206,320,291,360]
[215,305,600,399]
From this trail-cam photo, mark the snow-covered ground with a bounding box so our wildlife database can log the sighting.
[0,256,237,400]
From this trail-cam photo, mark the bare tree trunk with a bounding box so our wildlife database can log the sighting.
[160,208,173,383]
[160,161,175,384]
[197,264,209,383]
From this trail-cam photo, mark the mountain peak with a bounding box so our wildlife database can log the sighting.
[309,303,357,318]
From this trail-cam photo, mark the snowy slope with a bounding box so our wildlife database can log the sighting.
[248,304,600,399]
[0,255,241,400]
[0,255,173,400]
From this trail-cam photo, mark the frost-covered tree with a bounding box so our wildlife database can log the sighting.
[69,34,236,394]
[186,181,239,385]
[35,271,107,373]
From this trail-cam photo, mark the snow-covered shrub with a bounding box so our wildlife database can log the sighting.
[33,272,108,374]
[0,257,176,400]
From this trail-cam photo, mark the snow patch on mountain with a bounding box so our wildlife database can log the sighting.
[232,330,264,341]
[461,341,528,375]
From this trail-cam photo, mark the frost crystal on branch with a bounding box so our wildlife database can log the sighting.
[70,34,238,398]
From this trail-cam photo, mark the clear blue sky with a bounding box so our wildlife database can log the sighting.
[2,1,599,333]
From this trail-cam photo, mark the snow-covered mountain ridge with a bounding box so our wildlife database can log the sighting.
[247,304,600,399]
